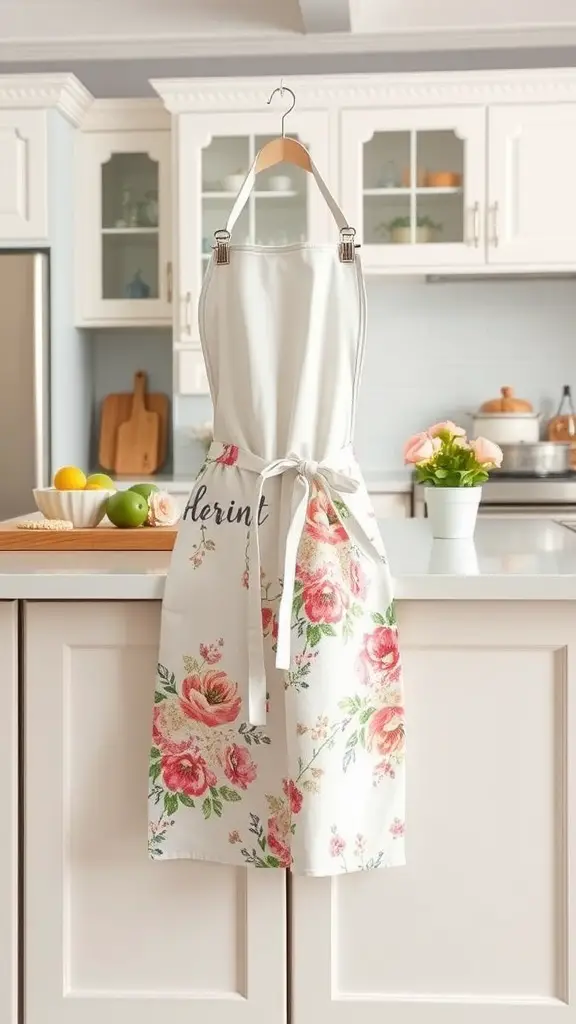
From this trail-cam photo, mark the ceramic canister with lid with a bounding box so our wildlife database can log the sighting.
[471,386,540,444]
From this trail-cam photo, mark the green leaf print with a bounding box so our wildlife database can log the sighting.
[320,623,337,637]
[338,695,362,715]
[220,785,242,802]
[266,855,281,868]
[178,793,195,807]
[164,792,178,815]
[385,602,397,626]
[359,706,377,725]
[372,612,386,626]
[202,797,212,819]
[150,747,160,760]
[306,624,322,647]
[149,761,162,782]
[154,691,167,703]
[213,800,223,818]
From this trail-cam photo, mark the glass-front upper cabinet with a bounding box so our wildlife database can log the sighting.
[340,107,486,270]
[76,131,172,326]
[176,111,331,343]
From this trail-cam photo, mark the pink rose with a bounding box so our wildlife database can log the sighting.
[161,749,216,798]
[363,625,400,675]
[283,778,303,815]
[329,834,346,857]
[302,568,348,624]
[367,705,405,757]
[267,816,292,867]
[403,432,441,465]
[216,444,239,466]
[224,744,258,789]
[199,642,222,665]
[262,606,273,634]
[180,669,241,727]
[148,491,180,526]
[305,489,349,545]
[428,420,466,438]
[470,436,503,468]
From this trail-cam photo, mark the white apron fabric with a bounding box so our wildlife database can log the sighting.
[149,158,406,875]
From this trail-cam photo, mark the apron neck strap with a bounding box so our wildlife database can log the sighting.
[225,146,349,236]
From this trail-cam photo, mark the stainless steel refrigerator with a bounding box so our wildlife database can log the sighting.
[0,252,50,520]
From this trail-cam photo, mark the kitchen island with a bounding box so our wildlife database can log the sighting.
[2,518,575,1024]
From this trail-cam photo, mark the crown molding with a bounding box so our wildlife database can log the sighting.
[151,68,576,113]
[0,73,93,124]
[1,24,576,62]
[79,98,169,131]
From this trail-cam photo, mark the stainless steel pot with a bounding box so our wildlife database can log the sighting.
[495,442,572,476]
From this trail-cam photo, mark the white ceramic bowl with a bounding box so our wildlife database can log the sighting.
[268,174,293,191]
[223,173,245,192]
[33,487,116,528]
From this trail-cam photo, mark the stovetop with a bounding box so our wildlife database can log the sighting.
[413,472,576,505]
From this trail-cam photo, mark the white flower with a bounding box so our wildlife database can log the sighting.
[147,491,180,527]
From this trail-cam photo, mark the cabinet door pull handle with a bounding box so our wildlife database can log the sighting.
[185,291,192,335]
[490,202,499,247]
[167,261,173,303]
[471,202,480,247]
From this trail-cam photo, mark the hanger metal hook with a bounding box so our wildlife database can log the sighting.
[267,81,296,138]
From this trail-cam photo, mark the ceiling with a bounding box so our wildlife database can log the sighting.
[1,0,576,60]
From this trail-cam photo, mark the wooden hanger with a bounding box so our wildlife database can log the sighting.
[254,84,313,174]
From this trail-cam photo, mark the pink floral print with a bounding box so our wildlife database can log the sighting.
[149,454,405,874]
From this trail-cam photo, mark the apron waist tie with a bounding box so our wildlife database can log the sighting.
[207,442,382,726]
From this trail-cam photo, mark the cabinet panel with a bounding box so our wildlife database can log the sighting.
[177,347,210,395]
[370,493,411,519]
[176,109,331,343]
[0,603,18,1024]
[292,601,576,1024]
[488,104,576,266]
[76,131,172,325]
[0,110,46,239]
[340,107,486,270]
[25,601,286,1024]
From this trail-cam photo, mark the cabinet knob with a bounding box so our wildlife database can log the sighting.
[470,202,480,247]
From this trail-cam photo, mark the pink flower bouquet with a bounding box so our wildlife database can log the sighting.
[404,421,503,487]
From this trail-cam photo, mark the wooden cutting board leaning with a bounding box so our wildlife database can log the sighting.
[98,371,169,473]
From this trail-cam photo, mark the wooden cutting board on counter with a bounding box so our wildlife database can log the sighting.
[98,371,169,472]
[0,521,178,551]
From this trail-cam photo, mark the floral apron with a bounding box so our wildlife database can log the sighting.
[149,156,405,875]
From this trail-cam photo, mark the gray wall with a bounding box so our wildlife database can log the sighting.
[1,47,576,97]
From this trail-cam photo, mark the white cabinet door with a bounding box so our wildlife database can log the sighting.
[24,601,286,1024]
[0,110,47,240]
[488,104,576,266]
[370,493,411,518]
[292,600,576,1024]
[0,603,18,1024]
[76,131,172,325]
[340,106,486,270]
[176,109,332,343]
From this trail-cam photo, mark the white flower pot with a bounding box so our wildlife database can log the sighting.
[428,539,479,576]
[424,486,482,539]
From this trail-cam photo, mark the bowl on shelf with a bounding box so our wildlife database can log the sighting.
[268,175,293,191]
[223,173,245,192]
[33,488,115,528]
[426,171,462,188]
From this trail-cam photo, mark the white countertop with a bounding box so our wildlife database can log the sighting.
[1,518,576,601]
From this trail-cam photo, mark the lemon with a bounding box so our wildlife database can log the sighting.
[53,466,86,491]
[85,473,115,491]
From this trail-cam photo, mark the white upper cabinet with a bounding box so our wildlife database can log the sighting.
[75,129,172,326]
[340,106,486,270]
[488,103,576,266]
[24,601,286,1024]
[0,110,47,240]
[175,109,331,344]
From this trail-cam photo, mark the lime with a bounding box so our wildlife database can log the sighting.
[53,466,86,490]
[129,483,159,501]
[106,490,148,528]
[85,473,115,491]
